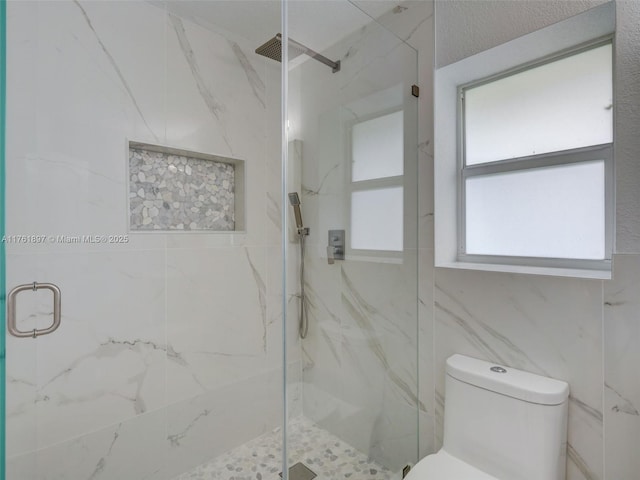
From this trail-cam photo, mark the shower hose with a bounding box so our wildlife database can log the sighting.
[299,232,308,339]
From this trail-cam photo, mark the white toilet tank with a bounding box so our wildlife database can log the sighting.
[443,355,570,480]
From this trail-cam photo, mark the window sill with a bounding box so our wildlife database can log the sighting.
[435,261,611,280]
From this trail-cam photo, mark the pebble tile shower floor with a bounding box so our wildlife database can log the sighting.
[174,417,395,480]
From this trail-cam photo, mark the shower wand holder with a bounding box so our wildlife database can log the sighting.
[297,227,310,236]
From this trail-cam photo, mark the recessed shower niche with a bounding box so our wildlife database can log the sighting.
[128,141,245,231]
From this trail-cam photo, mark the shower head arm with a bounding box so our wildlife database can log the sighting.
[276,34,341,73]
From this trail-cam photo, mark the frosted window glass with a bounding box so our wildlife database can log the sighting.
[351,187,403,251]
[465,161,605,259]
[465,44,612,165]
[352,111,403,181]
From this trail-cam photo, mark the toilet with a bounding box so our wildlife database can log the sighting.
[407,354,570,480]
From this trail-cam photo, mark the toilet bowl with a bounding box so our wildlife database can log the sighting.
[406,354,570,480]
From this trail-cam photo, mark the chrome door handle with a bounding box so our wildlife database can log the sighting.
[7,282,62,338]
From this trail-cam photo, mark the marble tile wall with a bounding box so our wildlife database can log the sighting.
[4,1,292,478]
[5,1,639,479]
[604,255,640,479]
[430,1,640,479]
[430,255,640,480]
[433,270,604,479]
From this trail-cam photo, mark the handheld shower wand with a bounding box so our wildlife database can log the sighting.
[288,192,309,339]
[288,193,309,236]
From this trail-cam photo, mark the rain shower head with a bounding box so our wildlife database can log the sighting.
[288,192,305,230]
[255,34,305,63]
[255,34,341,73]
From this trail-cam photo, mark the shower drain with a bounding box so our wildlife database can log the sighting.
[279,462,317,480]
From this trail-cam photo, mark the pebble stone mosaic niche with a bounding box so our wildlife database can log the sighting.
[128,142,245,231]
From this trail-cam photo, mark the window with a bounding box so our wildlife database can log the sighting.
[460,42,613,267]
[434,2,615,278]
[463,44,613,165]
[349,110,404,253]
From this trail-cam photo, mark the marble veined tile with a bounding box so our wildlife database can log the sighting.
[336,18,417,106]
[165,13,266,163]
[6,249,166,451]
[165,246,272,404]
[434,267,603,480]
[165,369,283,479]
[5,1,167,251]
[604,254,640,479]
[418,248,435,458]
[4,1,284,478]
[8,408,167,480]
[300,252,420,471]
[165,10,274,250]
[353,1,433,51]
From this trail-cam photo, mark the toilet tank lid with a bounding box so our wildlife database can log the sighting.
[446,354,570,405]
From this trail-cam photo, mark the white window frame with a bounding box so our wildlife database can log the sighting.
[347,107,404,260]
[458,39,614,271]
[434,1,616,279]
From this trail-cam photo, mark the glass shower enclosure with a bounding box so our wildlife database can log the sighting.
[0,1,420,478]
[284,2,420,476]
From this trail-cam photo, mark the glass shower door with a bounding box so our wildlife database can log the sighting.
[2,1,285,479]
[284,1,420,477]
[0,3,6,477]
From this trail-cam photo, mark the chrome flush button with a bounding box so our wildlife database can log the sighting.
[490,366,507,373]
